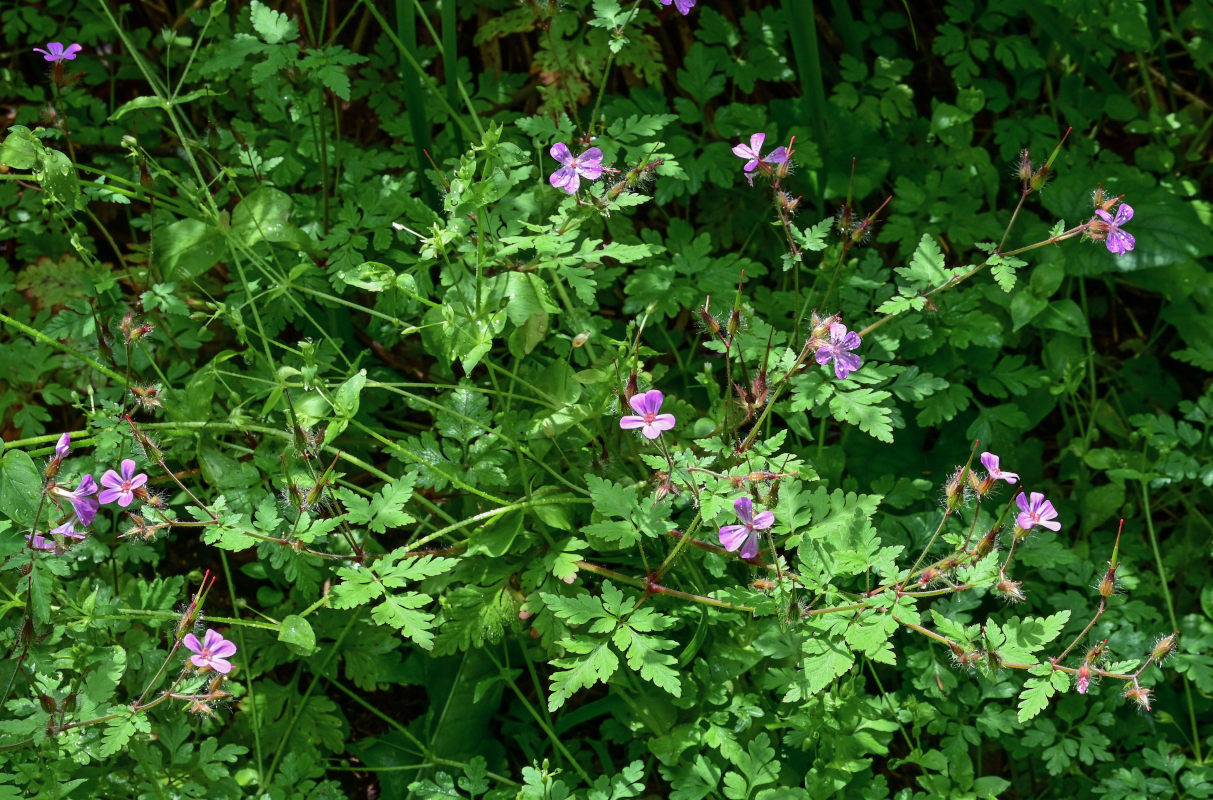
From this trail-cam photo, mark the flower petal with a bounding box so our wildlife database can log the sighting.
[738,532,759,559]
[1113,203,1133,225]
[834,352,862,380]
[748,133,765,153]
[130,473,148,490]
[640,390,663,416]
[980,452,999,473]
[640,423,663,439]
[765,146,788,164]
[733,496,754,523]
[619,416,646,430]
[549,142,573,165]
[183,633,202,654]
[1094,208,1113,224]
[751,510,775,530]
[1015,492,1031,512]
[651,414,676,431]
[99,470,122,490]
[97,488,122,505]
[579,147,603,168]
[718,524,748,552]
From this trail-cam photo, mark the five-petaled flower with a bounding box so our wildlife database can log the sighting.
[619,390,676,439]
[549,143,604,194]
[33,42,82,63]
[183,629,238,674]
[1016,491,1060,532]
[731,133,788,186]
[1093,203,1135,256]
[718,497,774,560]
[660,0,697,14]
[980,452,1019,484]
[814,322,863,380]
[98,459,148,507]
[51,475,99,526]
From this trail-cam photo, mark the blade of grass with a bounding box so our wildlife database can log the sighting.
[393,0,440,209]
[781,0,827,216]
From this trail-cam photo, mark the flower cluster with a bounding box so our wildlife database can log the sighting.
[32,435,152,553]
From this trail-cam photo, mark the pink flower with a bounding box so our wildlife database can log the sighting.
[54,433,72,460]
[33,42,82,62]
[1075,664,1091,694]
[549,143,604,194]
[1094,203,1135,256]
[98,459,147,507]
[619,390,676,439]
[718,497,775,560]
[731,133,788,185]
[50,475,99,526]
[1015,492,1060,532]
[660,0,697,13]
[814,322,863,380]
[183,629,238,674]
[980,452,1019,484]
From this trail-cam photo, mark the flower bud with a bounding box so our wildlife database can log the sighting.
[571,332,590,348]
[1075,663,1091,694]
[1098,564,1118,598]
[1029,164,1050,192]
[624,372,638,400]
[1017,149,1033,183]
[1123,683,1152,711]
[39,694,58,714]
[973,527,999,559]
[919,566,939,586]
[995,578,1025,603]
[944,467,966,510]
[1151,632,1178,661]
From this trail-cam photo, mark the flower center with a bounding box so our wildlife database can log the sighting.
[643,412,656,424]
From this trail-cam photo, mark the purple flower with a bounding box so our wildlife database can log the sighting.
[718,497,774,560]
[660,0,697,14]
[54,433,71,460]
[549,143,604,194]
[731,133,788,185]
[26,534,55,551]
[33,42,82,63]
[814,322,863,380]
[980,452,1019,484]
[1016,492,1060,532]
[183,629,238,674]
[619,390,676,439]
[98,459,147,508]
[1095,203,1135,256]
[51,475,99,526]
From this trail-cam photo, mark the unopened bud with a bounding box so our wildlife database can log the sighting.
[973,527,999,559]
[1017,149,1033,183]
[1099,564,1118,598]
[919,566,939,585]
[624,373,637,400]
[571,332,590,348]
[995,578,1025,603]
[1151,632,1178,661]
[727,308,741,338]
[944,467,966,510]
[39,694,58,714]
[698,298,721,336]
[1029,164,1050,192]
[1123,683,1152,711]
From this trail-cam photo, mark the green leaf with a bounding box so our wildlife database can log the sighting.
[0,125,41,169]
[232,186,313,251]
[830,388,895,442]
[0,448,41,525]
[278,614,317,654]
[154,218,225,280]
[547,637,619,712]
[249,0,298,43]
[99,707,151,757]
[1017,664,1069,722]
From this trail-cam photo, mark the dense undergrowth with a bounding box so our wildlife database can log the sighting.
[2,0,1212,798]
